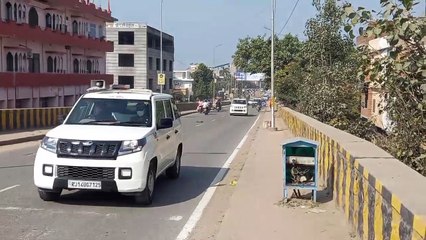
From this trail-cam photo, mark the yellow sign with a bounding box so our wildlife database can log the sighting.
[158,73,165,85]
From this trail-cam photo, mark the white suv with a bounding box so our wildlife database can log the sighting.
[34,88,183,205]
[230,98,248,116]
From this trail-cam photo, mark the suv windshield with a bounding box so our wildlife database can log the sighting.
[233,100,247,104]
[65,98,152,127]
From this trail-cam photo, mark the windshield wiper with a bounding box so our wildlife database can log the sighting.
[118,121,147,126]
[79,119,120,125]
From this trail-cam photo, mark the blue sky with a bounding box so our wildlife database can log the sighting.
[104,0,425,69]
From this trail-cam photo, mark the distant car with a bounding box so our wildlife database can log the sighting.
[230,99,248,116]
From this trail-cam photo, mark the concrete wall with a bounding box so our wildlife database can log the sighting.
[279,107,426,240]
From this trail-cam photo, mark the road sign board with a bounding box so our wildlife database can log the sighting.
[158,73,165,85]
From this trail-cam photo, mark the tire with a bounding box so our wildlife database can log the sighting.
[38,188,61,201]
[134,163,156,205]
[166,148,182,179]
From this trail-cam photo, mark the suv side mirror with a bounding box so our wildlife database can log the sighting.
[158,118,173,129]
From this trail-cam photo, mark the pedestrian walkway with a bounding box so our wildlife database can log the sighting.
[190,112,355,240]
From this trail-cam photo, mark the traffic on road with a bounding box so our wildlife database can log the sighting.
[0,91,260,240]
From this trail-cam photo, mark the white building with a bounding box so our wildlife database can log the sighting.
[173,69,194,101]
[106,22,174,92]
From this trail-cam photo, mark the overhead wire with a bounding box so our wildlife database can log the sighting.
[278,0,300,35]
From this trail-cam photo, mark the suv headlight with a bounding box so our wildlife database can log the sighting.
[41,137,58,153]
[118,138,147,156]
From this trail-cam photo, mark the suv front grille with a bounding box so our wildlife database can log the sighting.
[57,140,121,160]
[57,166,115,180]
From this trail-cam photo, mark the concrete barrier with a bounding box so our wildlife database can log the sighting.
[0,101,231,132]
[279,107,426,240]
[0,107,71,131]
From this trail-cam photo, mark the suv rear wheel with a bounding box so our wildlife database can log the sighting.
[166,148,182,179]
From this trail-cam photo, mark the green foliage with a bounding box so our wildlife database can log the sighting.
[232,34,303,88]
[191,63,213,99]
[343,0,426,175]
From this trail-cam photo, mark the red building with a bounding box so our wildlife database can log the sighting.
[0,0,115,109]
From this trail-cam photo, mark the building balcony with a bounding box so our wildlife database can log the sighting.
[0,72,113,88]
[0,21,113,52]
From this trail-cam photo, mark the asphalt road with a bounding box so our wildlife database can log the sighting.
[0,106,260,240]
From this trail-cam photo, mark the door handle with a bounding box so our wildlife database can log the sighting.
[175,130,179,134]
[166,135,171,140]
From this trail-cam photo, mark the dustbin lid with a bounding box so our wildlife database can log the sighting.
[281,137,319,148]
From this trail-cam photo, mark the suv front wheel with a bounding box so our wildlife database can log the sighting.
[134,163,156,205]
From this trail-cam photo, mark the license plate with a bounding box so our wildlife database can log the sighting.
[68,180,102,190]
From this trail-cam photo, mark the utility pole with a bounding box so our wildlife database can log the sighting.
[160,0,164,93]
[270,0,276,130]
[213,44,222,99]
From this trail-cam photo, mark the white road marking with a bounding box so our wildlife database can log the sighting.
[0,184,20,193]
[195,124,203,127]
[211,119,216,122]
[169,216,183,221]
[0,207,117,217]
[176,114,261,240]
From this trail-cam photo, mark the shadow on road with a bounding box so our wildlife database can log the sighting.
[56,165,224,208]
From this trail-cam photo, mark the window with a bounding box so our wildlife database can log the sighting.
[118,31,134,45]
[89,23,96,38]
[171,100,180,119]
[45,13,52,28]
[13,3,17,21]
[52,14,56,30]
[118,54,134,67]
[169,60,173,71]
[65,98,152,127]
[72,21,78,35]
[6,2,12,21]
[118,76,135,89]
[47,56,53,72]
[18,5,22,21]
[148,79,153,90]
[156,58,160,71]
[6,52,13,72]
[87,60,92,73]
[14,53,18,71]
[164,100,174,120]
[155,101,166,128]
[163,59,167,72]
[73,59,79,73]
[373,99,376,114]
[169,78,173,90]
[98,25,104,38]
[28,7,38,27]
[29,54,40,73]
[149,57,153,70]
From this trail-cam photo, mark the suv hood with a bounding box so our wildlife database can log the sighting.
[46,125,153,141]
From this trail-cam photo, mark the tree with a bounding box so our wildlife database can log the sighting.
[232,34,303,88]
[343,0,426,175]
[191,63,214,99]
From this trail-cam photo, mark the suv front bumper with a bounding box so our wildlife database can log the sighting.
[34,148,150,193]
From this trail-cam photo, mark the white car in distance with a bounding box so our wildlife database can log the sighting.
[33,86,183,205]
[230,98,249,116]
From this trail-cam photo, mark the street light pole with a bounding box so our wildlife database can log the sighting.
[160,0,164,93]
[270,0,276,129]
[213,44,222,99]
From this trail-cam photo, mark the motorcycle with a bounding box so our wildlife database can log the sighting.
[203,106,210,115]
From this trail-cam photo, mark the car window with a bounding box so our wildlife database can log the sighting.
[171,99,181,119]
[65,98,152,127]
[155,100,166,128]
[164,99,174,120]
[233,99,247,104]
